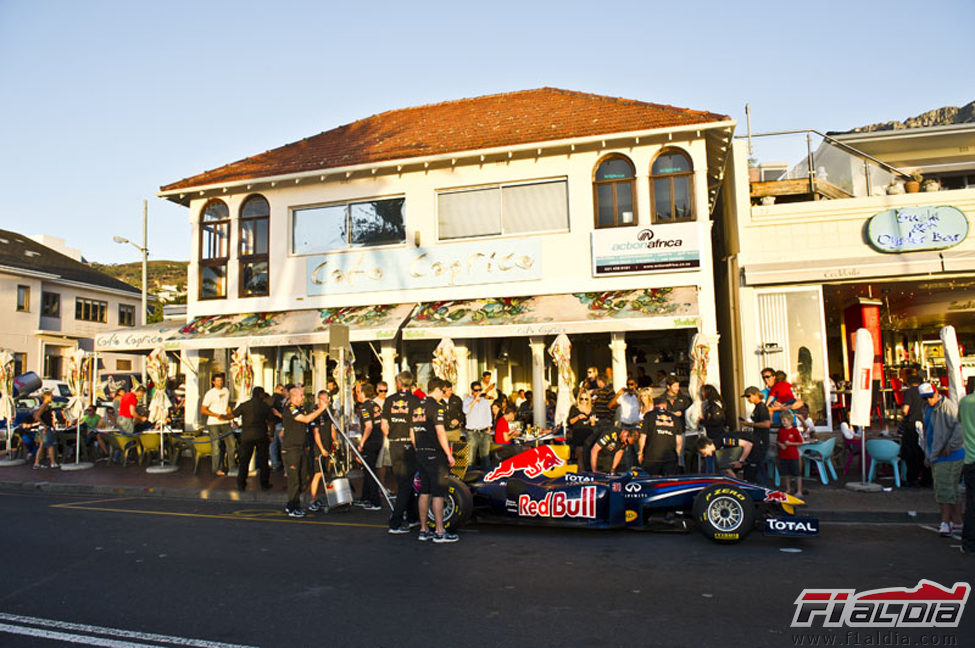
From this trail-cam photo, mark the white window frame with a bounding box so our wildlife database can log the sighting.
[436,177,570,241]
[289,195,407,256]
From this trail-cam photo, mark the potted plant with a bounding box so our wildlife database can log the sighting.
[905,170,922,193]
[922,177,941,192]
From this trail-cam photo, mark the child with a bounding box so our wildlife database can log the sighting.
[767,370,797,410]
[776,410,804,497]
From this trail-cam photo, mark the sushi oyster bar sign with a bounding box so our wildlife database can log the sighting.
[867,205,969,253]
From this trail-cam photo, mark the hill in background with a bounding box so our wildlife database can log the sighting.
[838,100,975,133]
[91,260,188,304]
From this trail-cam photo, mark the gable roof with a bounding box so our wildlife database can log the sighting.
[161,88,729,193]
[0,230,141,295]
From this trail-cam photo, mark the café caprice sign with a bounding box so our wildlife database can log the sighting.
[866,206,969,253]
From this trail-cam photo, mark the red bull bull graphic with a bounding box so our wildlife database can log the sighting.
[764,491,790,503]
[518,486,597,519]
[485,445,565,482]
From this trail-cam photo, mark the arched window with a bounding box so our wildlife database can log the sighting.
[651,149,694,223]
[239,195,269,297]
[199,199,229,299]
[593,155,636,228]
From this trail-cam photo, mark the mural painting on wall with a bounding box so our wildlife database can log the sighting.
[317,304,397,328]
[573,288,692,318]
[412,297,538,327]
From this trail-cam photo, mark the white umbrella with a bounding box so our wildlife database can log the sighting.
[0,349,24,467]
[61,348,94,471]
[548,334,573,430]
[145,347,177,474]
[687,332,719,430]
[432,338,458,384]
[940,326,963,404]
[846,328,880,492]
[230,346,254,407]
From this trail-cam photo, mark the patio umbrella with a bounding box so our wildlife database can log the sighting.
[230,345,254,407]
[940,326,963,404]
[846,328,880,491]
[432,337,458,384]
[60,348,94,471]
[548,334,573,429]
[687,332,719,431]
[145,347,176,474]
[0,349,24,467]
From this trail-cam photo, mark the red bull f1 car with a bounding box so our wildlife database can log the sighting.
[436,444,818,544]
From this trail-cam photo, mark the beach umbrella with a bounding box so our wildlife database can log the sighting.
[0,350,24,467]
[432,337,458,384]
[940,326,963,404]
[846,328,880,491]
[687,332,719,430]
[61,348,94,470]
[548,334,573,429]
[145,347,177,474]
[230,345,254,406]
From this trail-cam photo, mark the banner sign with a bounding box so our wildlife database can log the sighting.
[591,222,700,276]
[867,206,969,253]
[306,238,542,296]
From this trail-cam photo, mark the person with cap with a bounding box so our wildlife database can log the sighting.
[919,382,964,537]
[899,374,930,487]
[232,386,275,492]
[738,386,771,484]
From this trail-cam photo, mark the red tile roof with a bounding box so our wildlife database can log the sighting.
[161,88,729,192]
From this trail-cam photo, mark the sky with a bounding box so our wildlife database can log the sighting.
[0,0,972,264]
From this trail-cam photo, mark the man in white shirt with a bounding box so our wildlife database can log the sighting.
[609,377,642,432]
[463,381,494,470]
[201,373,234,476]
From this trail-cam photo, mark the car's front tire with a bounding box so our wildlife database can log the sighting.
[692,484,755,544]
[427,474,473,531]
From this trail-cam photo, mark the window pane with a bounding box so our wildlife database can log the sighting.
[203,222,229,259]
[202,200,229,222]
[42,292,59,317]
[293,205,347,254]
[241,195,269,219]
[615,182,634,224]
[652,152,691,175]
[596,184,616,227]
[672,176,692,221]
[241,261,269,297]
[75,299,82,319]
[654,178,673,222]
[201,265,227,299]
[350,198,405,246]
[596,158,634,181]
[240,218,268,256]
[502,181,568,234]
[438,188,502,239]
[17,286,29,311]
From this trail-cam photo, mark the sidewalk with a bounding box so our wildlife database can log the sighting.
[0,458,945,524]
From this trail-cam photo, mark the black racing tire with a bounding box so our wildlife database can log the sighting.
[427,474,473,531]
[692,484,755,544]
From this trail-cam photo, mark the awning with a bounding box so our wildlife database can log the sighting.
[402,288,699,340]
[743,253,944,286]
[95,303,415,352]
[941,249,975,273]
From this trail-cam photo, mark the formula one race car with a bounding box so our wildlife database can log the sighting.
[435,444,818,544]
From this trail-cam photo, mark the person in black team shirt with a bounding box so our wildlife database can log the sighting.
[738,386,771,485]
[355,382,384,511]
[233,386,275,492]
[584,426,637,473]
[281,387,330,518]
[382,371,421,534]
[639,396,683,475]
[412,378,458,543]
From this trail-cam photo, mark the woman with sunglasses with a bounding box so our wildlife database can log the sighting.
[568,390,595,467]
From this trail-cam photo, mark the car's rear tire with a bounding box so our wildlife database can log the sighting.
[427,474,473,531]
[692,484,755,544]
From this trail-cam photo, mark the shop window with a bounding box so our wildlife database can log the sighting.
[12,352,26,376]
[200,199,230,299]
[438,179,568,240]
[16,285,30,312]
[116,359,132,371]
[75,297,107,323]
[118,303,136,327]
[239,195,270,297]
[651,149,694,223]
[593,156,636,228]
[292,197,405,255]
[41,291,60,318]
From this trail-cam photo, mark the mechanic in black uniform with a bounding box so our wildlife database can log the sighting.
[281,387,330,518]
[638,397,683,476]
[355,382,384,511]
[381,371,421,534]
[233,386,275,492]
[412,378,458,543]
[584,426,637,473]
[738,386,771,484]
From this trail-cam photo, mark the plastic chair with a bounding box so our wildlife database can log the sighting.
[188,434,213,475]
[801,437,837,485]
[138,432,166,466]
[866,439,902,487]
[840,423,865,475]
[107,432,140,467]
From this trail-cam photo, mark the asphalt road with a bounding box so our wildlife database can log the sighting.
[0,490,970,648]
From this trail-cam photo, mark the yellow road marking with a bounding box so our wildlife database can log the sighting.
[50,499,386,528]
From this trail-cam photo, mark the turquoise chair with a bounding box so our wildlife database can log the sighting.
[801,437,838,485]
[765,454,781,487]
[866,439,902,488]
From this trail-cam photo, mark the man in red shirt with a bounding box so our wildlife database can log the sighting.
[117,386,146,434]
[776,410,804,496]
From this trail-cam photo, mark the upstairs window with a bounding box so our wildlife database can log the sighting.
[75,298,107,323]
[593,156,636,228]
[41,292,60,318]
[438,179,568,240]
[119,303,136,327]
[200,199,230,299]
[239,195,270,297]
[651,149,694,223]
[16,285,30,311]
[293,197,405,255]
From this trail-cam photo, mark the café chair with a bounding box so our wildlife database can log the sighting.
[188,434,214,475]
[866,438,902,488]
[106,432,141,467]
[138,431,167,466]
[801,437,837,485]
[840,422,865,475]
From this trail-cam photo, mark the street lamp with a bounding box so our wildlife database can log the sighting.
[112,200,149,328]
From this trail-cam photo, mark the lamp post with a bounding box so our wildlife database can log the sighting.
[113,200,149,383]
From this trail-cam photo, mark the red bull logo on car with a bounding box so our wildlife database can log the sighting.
[485,446,565,482]
[518,486,597,519]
